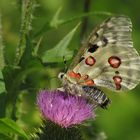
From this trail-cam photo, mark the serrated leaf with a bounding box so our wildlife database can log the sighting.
[42,23,80,63]
[0,70,5,93]
[0,118,29,140]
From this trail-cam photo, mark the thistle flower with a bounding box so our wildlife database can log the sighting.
[37,90,96,128]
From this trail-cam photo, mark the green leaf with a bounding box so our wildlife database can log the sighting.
[32,36,43,56]
[42,23,80,63]
[50,7,63,28]
[0,118,29,140]
[0,70,5,93]
[58,11,113,25]
[33,7,63,38]
[0,134,13,140]
[34,11,113,38]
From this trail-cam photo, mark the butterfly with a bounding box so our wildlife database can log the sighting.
[58,15,140,109]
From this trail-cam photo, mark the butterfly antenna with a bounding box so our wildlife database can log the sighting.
[63,56,68,72]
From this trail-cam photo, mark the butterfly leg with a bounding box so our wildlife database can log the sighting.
[57,87,65,92]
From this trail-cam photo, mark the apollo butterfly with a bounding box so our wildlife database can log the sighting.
[58,16,140,108]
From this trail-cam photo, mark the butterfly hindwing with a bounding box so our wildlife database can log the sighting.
[66,16,140,91]
[90,45,140,91]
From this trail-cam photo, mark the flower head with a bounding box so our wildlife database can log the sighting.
[37,90,96,128]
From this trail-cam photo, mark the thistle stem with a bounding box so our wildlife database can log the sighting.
[15,0,34,65]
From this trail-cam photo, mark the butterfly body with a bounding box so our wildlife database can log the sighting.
[82,86,111,109]
[58,16,140,108]
[59,73,110,108]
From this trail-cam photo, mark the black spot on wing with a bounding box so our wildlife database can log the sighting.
[78,57,85,63]
[115,71,119,74]
[104,17,111,24]
[95,32,99,38]
[102,36,108,46]
[88,43,99,53]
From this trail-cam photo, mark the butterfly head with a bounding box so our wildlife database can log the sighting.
[58,72,65,80]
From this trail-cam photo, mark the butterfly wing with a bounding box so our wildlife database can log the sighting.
[66,16,140,91]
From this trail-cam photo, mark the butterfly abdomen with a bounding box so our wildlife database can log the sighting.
[82,86,111,109]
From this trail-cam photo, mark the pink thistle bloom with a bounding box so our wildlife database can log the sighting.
[37,90,96,128]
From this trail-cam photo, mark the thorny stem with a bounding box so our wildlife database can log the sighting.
[8,0,35,124]
[14,0,34,65]
[80,0,91,41]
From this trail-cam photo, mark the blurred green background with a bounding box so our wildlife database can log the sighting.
[0,0,140,140]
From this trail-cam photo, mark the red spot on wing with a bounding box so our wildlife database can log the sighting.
[68,71,81,79]
[116,84,121,90]
[108,56,121,68]
[85,56,96,66]
[113,76,122,90]
[85,80,94,86]
[80,79,94,86]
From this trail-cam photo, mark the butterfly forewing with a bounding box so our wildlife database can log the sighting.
[66,16,140,91]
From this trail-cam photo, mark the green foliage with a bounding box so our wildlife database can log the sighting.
[42,23,80,63]
[0,133,13,140]
[0,1,87,139]
[50,7,63,28]
[0,118,29,140]
[0,0,140,140]
[34,10,113,38]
